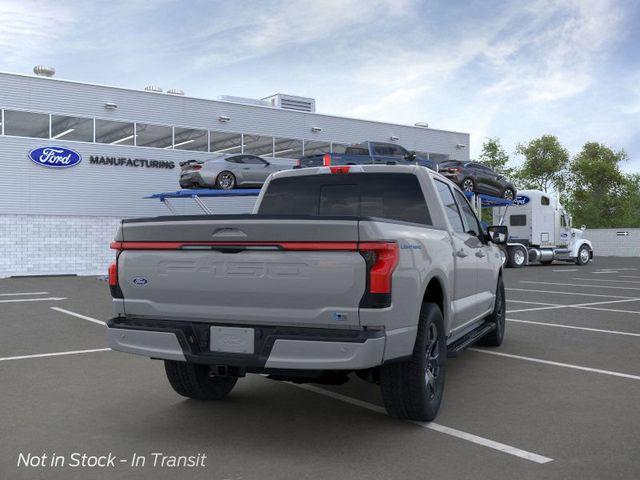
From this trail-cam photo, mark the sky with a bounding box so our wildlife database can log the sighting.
[1,0,639,172]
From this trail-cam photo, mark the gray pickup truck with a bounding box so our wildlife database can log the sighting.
[107,165,507,421]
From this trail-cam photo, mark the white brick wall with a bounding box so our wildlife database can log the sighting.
[0,215,121,278]
[584,228,640,257]
[0,196,258,278]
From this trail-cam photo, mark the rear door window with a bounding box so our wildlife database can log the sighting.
[434,180,465,233]
[258,173,431,225]
[454,190,481,236]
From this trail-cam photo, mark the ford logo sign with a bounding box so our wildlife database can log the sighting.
[28,146,82,168]
[514,195,530,206]
[132,277,148,286]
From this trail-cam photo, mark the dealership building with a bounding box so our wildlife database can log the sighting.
[0,69,470,278]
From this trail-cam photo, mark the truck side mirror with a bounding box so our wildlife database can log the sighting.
[405,151,417,161]
[486,225,508,244]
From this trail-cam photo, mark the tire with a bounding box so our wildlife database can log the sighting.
[575,245,591,266]
[215,171,236,190]
[497,245,508,267]
[164,361,237,400]
[478,276,506,347]
[502,187,515,201]
[380,303,446,422]
[461,177,475,193]
[506,245,526,268]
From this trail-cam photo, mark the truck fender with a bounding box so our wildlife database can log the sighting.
[420,272,452,334]
[570,239,593,258]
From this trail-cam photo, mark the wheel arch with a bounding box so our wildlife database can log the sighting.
[421,275,451,333]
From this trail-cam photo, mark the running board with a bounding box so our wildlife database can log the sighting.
[447,322,496,358]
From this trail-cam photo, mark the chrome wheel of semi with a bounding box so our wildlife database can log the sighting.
[513,248,525,266]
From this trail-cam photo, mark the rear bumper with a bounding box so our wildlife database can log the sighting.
[106,317,385,371]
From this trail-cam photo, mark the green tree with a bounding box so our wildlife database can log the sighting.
[566,142,632,228]
[478,137,514,177]
[514,135,569,192]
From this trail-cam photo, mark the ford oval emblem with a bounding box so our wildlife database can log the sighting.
[28,146,82,168]
[132,277,148,286]
[514,195,530,205]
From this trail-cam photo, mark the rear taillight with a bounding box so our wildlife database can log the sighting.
[108,260,123,298]
[192,165,202,170]
[359,242,399,308]
[296,158,301,167]
[330,166,350,174]
[322,153,331,166]
[108,262,118,286]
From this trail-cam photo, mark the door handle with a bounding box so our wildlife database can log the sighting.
[456,249,468,258]
[475,250,486,258]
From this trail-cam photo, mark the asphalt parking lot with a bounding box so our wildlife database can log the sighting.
[1,257,639,480]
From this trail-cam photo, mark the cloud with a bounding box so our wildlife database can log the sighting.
[0,0,74,68]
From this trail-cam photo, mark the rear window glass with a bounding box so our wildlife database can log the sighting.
[258,173,431,225]
[510,214,527,226]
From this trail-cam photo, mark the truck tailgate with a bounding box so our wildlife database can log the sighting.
[113,216,366,328]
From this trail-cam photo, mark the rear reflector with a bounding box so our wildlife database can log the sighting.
[329,166,350,174]
[322,153,331,166]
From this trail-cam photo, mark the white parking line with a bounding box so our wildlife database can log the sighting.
[506,288,637,299]
[621,275,640,279]
[0,348,111,363]
[506,300,560,306]
[573,306,640,315]
[0,291,49,296]
[50,307,105,326]
[573,278,640,284]
[290,383,553,464]
[506,297,640,314]
[470,349,640,381]
[0,297,67,304]
[507,318,640,337]
[552,269,578,272]
[520,281,640,291]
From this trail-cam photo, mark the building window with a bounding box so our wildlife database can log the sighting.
[331,143,349,154]
[3,110,49,138]
[273,137,303,158]
[95,119,135,145]
[303,140,330,156]
[51,115,93,142]
[210,131,242,154]
[173,127,208,151]
[135,123,172,149]
[243,135,274,156]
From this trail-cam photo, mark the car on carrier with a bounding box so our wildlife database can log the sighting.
[107,165,508,421]
[179,154,294,190]
[439,160,517,200]
[297,141,438,171]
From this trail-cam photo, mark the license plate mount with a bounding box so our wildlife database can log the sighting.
[210,326,255,354]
